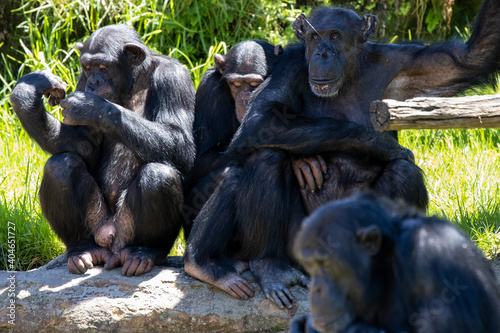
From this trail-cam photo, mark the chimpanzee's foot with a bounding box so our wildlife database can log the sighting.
[250,258,309,308]
[67,240,113,274]
[104,246,167,276]
[184,259,254,299]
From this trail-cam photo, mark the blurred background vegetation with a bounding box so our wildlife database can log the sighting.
[1,0,498,271]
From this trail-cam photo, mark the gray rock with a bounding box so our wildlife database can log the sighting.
[2,256,499,333]
[0,255,308,333]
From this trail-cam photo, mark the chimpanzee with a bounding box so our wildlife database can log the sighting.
[186,39,339,235]
[184,40,283,234]
[290,193,500,333]
[184,0,500,308]
[10,24,195,276]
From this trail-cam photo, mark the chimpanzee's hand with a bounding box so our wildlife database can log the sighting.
[60,91,114,127]
[13,70,67,106]
[293,155,328,193]
[392,146,415,163]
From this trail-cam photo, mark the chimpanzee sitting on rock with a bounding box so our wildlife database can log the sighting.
[184,0,500,309]
[291,193,500,333]
[10,24,195,276]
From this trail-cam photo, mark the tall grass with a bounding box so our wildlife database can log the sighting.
[1,0,499,270]
[400,128,500,258]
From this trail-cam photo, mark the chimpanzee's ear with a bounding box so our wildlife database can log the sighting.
[75,42,85,53]
[293,14,308,44]
[214,53,226,74]
[362,14,378,42]
[123,43,147,66]
[355,225,382,256]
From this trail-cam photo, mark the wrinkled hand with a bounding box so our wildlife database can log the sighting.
[22,70,68,106]
[293,155,328,193]
[60,91,112,127]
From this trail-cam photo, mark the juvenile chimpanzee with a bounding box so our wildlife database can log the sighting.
[10,24,195,276]
[184,40,283,234]
[184,0,500,308]
[291,193,500,333]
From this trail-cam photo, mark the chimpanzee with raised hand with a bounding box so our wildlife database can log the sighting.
[10,24,195,276]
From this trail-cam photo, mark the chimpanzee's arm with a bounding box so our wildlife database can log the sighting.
[194,68,239,157]
[383,0,500,100]
[61,59,196,174]
[10,70,101,158]
[229,112,413,162]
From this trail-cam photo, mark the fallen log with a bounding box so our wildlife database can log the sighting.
[370,95,500,131]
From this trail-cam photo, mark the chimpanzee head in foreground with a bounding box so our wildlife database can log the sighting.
[75,24,149,106]
[293,193,500,333]
[293,8,377,98]
[214,40,282,122]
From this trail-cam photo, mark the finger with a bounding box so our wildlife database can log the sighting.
[226,284,246,299]
[67,258,83,274]
[236,280,254,297]
[284,288,294,303]
[80,253,94,270]
[300,164,316,193]
[123,257,142,276]
[306,159,324,190]
[69,257,86,274]
[134,258,151,276]
[271,290,286,308]
[277,289,293,308]
[317,155,328,174]
[60,98,68,109]
[104,254,121,270]
[293,163,306,189]
[143,258,154,274]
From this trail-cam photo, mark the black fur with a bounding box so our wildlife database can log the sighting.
[184,0,500,308]
[291,193,500,333]
[184,40,282,235]
[10,24,195,276]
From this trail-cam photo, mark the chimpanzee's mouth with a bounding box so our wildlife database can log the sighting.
[310,75,341,85]
[309,75,342,97]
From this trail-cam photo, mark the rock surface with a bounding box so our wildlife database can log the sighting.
[0,255,308,333]
[1,256,499,333]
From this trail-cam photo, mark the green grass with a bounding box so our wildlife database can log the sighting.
[1,0,500,270]
[400,128,500,258]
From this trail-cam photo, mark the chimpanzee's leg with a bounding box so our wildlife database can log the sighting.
[373,159,428,210]
[106,162,184,276]
[184,166,255,300]
[237,149,309,308]
[39,152,113,274]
